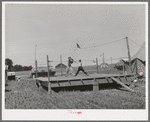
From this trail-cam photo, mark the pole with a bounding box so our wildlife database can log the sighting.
[35,45,37,62]
[96,58,99,74]
[136,59,138,75]
[123,62,124,75]
[35,45,38,78]
[60,55,62,76]
[47,55,51,94]
[103,53,105,63]
[111,57,112,64]
[126,37,132,71]
[35,60,38,78]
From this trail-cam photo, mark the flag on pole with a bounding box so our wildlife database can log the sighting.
[77,43,81,49]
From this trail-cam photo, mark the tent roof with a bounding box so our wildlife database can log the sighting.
[132,41,145,61]
[55,63,67,68]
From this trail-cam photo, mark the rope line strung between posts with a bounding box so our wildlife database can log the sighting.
[37,56,127,64]
[81,37,126,49]
[128,38,144,47]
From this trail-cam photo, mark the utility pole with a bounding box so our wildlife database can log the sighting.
[96,58,99,74]
[60,55,62,76]
[126,37,132,71]
[47,55,51,94]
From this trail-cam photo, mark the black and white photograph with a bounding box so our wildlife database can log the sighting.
[2,1,148,121]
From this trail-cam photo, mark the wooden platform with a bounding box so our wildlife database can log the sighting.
[36,73,135,90]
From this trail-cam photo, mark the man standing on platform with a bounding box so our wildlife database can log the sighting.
[65,57,76,77]
[74,59,89,76]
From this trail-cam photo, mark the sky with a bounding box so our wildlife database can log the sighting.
[4,3,146,67]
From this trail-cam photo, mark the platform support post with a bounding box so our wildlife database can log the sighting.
[93,78,99,92]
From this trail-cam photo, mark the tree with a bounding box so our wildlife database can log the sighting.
[5,58,13,70]
[28,65,32,70]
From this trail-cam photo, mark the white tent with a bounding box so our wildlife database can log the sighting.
[132,41,145,61]
[131,41,146,75]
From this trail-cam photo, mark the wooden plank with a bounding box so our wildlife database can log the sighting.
[57,80,60,87]
[35,74,135,82]
[118,76,122,81]
[68,80,71,86]
[81,79,84,85]
[70,80,83,86]
[106,77,109,83]
[111,77,134,92]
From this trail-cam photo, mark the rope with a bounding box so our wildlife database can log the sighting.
[81,38,125,49]
[128,38,143,47]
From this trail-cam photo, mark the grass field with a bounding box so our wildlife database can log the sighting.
[5,77,145,109]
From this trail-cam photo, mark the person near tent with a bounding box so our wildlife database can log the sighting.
[74,59,89,77]
[65,57,77,77]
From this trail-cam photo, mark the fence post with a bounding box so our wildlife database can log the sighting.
[96,58,99,74]
[47,55,51,94]
[93,78,99,92]
[60,55,62,76]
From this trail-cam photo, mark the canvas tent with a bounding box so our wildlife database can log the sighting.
[116,59,130,72]
[116,42,146,75]
[131,58,145,75]
[131,41,145,75]
[132,41,145,61]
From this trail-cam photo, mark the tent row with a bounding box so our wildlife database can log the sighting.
[117,41,145,75]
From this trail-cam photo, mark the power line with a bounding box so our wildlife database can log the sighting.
[81,37,125,49]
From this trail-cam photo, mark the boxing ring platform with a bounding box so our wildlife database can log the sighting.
[35,73,135,92]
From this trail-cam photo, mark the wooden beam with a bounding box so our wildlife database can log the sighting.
[81,79,84,85]
[118,76,122,81]
[124,76,128,81]
[57,80,60,87]
[68,80,71,86]
[111,77,134,92]
[106,77,109,83]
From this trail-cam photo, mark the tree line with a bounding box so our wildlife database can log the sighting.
[5,58,32,71]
